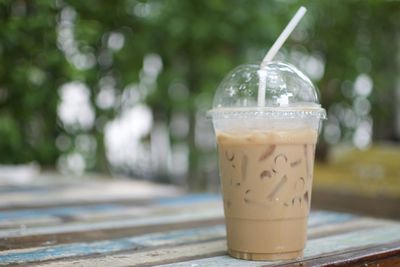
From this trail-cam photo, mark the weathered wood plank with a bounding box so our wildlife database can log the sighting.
[0,205,223,239]
[0,196,223,250]
[306,211,354,227]
[0,209,355,251]
[0,180,181,210]
[38,240,227,267]
[0,197,220,229]
[3,217,390,266]
[276,241,400,266]
[0,196,339,229]
[155,224,400,267]
[1,179,399,267]
[0,217,63,230]
[0,204,121,222]
[0,216,224,251]
[0,219,225,252]
[0,185,56,194]
[0,225,225,265]
[307,217,394,239]
[0,206,356,251]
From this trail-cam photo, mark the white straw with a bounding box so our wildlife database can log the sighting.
[257,69,267,107]
[261,6,307,68]
[257,6,307,106]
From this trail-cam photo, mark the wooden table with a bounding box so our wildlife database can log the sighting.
[1,177,400,266]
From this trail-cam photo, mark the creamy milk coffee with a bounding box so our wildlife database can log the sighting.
[217,128,317,260]
[209,61,326,260]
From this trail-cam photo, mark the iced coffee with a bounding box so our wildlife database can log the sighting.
[209,62,326,260]
[217,128,317,260]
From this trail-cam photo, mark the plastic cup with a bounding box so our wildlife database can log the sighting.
[208,62,326,260]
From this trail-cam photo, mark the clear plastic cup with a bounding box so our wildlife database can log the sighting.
[208,62,326,260]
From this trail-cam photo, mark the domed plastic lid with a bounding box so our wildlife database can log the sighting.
[208,61,326,120]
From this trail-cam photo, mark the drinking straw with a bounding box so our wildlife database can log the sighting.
[257,6,307,107]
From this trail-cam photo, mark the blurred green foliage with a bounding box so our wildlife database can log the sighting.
[0,0,399,188]
[0,0,64,164]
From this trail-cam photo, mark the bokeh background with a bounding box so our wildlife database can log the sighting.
[0,0,399,215]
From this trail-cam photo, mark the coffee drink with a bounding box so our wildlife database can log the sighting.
[217,128,317,260]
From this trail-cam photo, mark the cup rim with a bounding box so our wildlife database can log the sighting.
[207,106,326,120]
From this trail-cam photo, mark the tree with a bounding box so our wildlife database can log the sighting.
[0,0,398,190]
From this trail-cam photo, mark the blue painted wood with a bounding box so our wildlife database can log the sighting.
[0,194,220,226]
[308,210,355,227]
[0,194,352,225]
[0,210,357,264]
[0,183,397,267]
[158,224,400,267]
[0,194,221,223]
[0,207,354,239]
[0,204,123,221]
[0,225,225,265]
[0,207,223,238]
